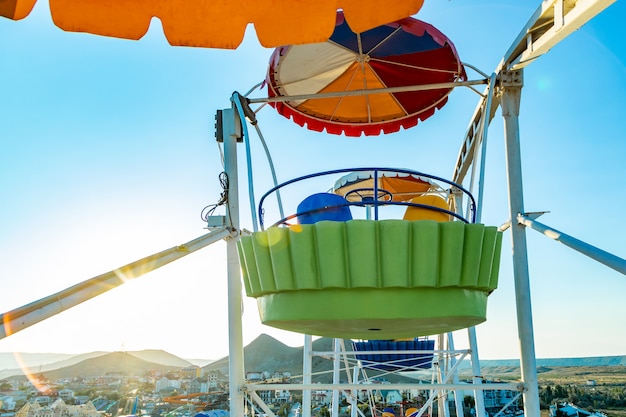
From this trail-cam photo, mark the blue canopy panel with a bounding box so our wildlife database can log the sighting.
[352,338,435,371]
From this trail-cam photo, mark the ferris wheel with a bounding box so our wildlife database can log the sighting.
[1,3,624,417]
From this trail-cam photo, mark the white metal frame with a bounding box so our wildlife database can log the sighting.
[224,4,623,417]
[221,98,523,417]
[1,3,622,417]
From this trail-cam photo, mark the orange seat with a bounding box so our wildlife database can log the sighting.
[403,194,451,222]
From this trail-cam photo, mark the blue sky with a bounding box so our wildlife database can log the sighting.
[0,1,625,362]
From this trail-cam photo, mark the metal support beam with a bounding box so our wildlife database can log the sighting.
[224,107,246,417]
[452,78,500,185]
[0,227,231,339]
[245,382,522,392]
[351,366,359,417]
[447,334,465,417]
[518,214,626,275]
[502,0,617,70]
[302,335,313,417]
[248,79,488,105]
[455,0,616,185]
[249,391,278,417]
[437,334,450,417]
[332,339,341,417]
[468,327,487,417]
[500,69,541,417]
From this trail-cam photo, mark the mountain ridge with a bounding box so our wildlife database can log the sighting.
[202,334,626,382]
[2,334,624,380]
[41,351,184,380]
[0,349,195,379]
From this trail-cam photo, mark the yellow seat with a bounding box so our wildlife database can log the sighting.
[403,194,451,222]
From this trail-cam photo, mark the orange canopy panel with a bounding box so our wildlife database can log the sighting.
[0,0,425,49]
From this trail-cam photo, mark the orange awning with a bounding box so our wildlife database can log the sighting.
[0,0,424,49]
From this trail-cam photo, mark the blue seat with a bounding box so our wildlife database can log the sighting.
[297,193,352,224]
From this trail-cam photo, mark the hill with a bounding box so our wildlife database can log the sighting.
[128,349,193,368]
[205,334,415,383]
[0,349,194,379]
[205,334,310,376]
[0,352,77,370]
[0,351,108,380]
[453,356,626,379]
[2,335,624,382]
[204,334,626,384]
[467,356,626,368]
[444,363,626,386]
[41,351,182,380]
[186,358,216,367]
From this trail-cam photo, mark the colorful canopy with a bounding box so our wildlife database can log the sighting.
[267,12,466,136]
[0,0,424,49]
[333,170,443,202]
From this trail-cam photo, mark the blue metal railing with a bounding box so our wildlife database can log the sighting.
[257,167,476,230]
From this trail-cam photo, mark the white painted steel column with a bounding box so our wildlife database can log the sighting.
[466,75,497,417]
[475,73,498,221]
[302,335,313,417]
[500,70,540,417]
[468,76,495,417]
[351,365,359,417]
[467,328,486,417]
[446,334,464,417]
[224,108,246,417]
[436,334,449,417]
[332,339,341,417]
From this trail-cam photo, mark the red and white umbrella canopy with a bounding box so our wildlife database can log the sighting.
[267,12,466,136]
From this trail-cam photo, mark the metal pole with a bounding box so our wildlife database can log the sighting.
[447,333,464,417]
[461,78,493,417]
[332,339,341,417]
[467,328,487,417]
[500,69,540,417]
[475,73,498,222]
[224,108,246,417]
[518,214,626,275]
[351,365,359,417]
[246,383,521,392]
[247,79,487,104]
[436,334,449,417]
[0,228,231,339]
[302,335,313,417]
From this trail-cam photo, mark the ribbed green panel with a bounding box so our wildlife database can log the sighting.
[476,226,497,289]
[237,220,503,338]
[410,221,439,286]
[289,225,319,289]
[250,228,278,292]
[237,237,255,295]
[438,222,465,286]
[489,229,503,289]
[268,227,295,291]
[346,220,378,287]
[459,223,484,287]
[240,220,501,296]
[316,222,349,288]
[380,220,411,287]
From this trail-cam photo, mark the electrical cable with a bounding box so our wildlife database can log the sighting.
[200,172,229,222]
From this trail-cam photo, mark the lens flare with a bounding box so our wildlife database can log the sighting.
[11,351,50,393]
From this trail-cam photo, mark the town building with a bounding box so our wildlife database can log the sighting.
[15,400,101,417]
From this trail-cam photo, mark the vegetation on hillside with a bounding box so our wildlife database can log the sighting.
[539,383,626,413]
